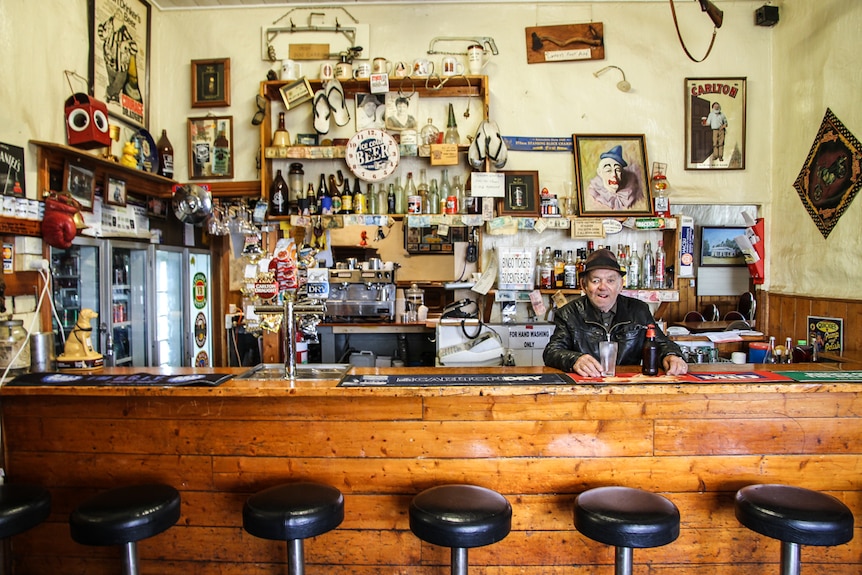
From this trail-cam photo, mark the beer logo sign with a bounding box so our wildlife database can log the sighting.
[193,272,207,309]
[254,271,278,301]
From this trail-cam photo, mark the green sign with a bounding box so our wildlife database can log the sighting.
[775,371,862,382]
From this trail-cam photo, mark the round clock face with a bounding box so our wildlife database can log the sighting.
[345,129,400,182]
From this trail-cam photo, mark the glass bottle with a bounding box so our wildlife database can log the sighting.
[272,112,291,147]
[440,169,452,215]
[628,246,641,289]
[563,250,578,289]
[288,163,304,215]
[654,240,667,289]
[641,240,654,289]
[443,103,460,145]
[366,183,376,215]
[328,175,342,215]
[0,318,30,374]
[642,324,660,376]
[405,172,420,214]
[394,177,405,214]
[156,129,174,179]
[212,122,230,175]
[539,247,554,289]
[417,169,429,202]
[763,336,778,364]
[420,118,440,147]
[353,178,365,215]
[378,183,388,215]
[617,244,628,278]
[302,183,314,215]
[269,169,288,217]
[452,174,464,214]
[652,173,670,217]
[340,178,354,214]
[784,337,794,364]
[387,183,396,215]
[809,331,819,362]
[429,179,440,215]
[316,173,328,215]
[553,249,565,288]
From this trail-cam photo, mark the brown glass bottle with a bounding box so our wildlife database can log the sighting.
[269,169,289,217]
[156,129,174,179]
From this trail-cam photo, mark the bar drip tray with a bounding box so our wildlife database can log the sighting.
[236,363,350,381]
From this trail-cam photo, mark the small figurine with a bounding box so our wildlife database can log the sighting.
[359,230,368,246]
[119,141,139,168]
[57,308,104,371]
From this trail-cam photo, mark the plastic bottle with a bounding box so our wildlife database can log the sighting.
[642,324,660,375]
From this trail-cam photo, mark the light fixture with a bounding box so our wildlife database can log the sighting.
[669,0,724,63]
[593,66,630,93]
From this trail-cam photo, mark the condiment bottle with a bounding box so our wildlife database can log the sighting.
[642,324,660,376]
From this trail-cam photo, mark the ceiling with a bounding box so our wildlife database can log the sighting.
[151,0,664,9]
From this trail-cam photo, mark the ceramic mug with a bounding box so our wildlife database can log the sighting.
[372,57,392,74]
[335,61,353,81]
[353,62,371,79]
[281,59,301,81]
[320,62,334,80]
[441,56,464,77]
[392,61,410,78]
[466,43,487,75]
[412,58,434,77]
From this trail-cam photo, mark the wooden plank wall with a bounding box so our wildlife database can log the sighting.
[762,292,862,351]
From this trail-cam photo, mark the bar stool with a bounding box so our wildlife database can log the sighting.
[574,486,680,575]
[243,481,344,575]
[0,484,51,540]
[735,484,854,575]
[69,483,181,575]
[409,484,512,575]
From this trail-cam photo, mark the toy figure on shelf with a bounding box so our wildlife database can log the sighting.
[120,140,139,168]
[57,308,104,371]
[359,230,368,246]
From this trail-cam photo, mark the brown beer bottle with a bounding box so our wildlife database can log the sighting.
[157,129,174,179]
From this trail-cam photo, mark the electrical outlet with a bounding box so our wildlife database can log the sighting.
[466,244,478,263]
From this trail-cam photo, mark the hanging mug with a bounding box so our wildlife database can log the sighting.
[335,61,353,81]
[353,62,372,79]
[281,60,302,81]
[412,58,434,77]
[441,56,464,77]
[320,62,335,80]
[392,61,410,78]
[466,44,488,75]
[372,58,392,75]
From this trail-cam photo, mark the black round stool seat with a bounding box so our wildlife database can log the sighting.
[409,484,512,549]
[243,482,344,541]
[735,484,854,546]
[70,483,181,546]
[575,486,680,549]
[0,484,51,539]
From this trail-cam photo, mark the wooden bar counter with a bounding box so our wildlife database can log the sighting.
[1,363,861,574]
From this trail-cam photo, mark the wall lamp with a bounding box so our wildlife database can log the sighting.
[669,0,724,63]
[593,66,631,93]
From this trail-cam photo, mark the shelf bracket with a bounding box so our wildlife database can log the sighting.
[427,36,499,56]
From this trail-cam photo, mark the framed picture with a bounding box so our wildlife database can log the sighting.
[698,226,748,267]
[105,175,126,206]
[573,134,652,217]
[497,171,540,217]
[0,142,25,196]
[65,162,96,210]
[187,116,234,179]
[279,78,313,111]
[191,58,231,108]
[792,108,862,239]
[684,77,746,170]
[384,91,419,131]
[403,223,465,255]
[88,0,151,129]
[147,197,168,219]
[807,315,843,354]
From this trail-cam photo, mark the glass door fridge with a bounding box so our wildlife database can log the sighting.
[109,241,151,367]
[50,238,102,356]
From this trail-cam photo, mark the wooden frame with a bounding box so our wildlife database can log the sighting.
[699,226,748,267]
[191,58,231,108]
[685,77,746,170]
[64,162,96,210]
[497,171,540,217]
[89,0,151,128]
[573,134,652,217]
[104,175,126,206]
[187,116,234,180]
[278,78,313,111]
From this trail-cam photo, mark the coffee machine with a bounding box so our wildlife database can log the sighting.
[326,268,396,322]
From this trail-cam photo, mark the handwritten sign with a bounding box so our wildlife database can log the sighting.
[497,246,535,290]
[571,218,605,238]
[470,172,505,197]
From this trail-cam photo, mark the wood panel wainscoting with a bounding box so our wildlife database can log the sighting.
[762,292,862,352]
[1,365,860,574]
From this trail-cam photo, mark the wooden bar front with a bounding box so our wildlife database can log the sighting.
[1,365,860,574]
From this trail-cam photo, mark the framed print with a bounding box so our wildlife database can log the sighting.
[105,175,126,206]
[573,134,652,217]
[89,0,151,128]
[279,78,313,111]
[807,315,843,354]
[497,171,540,217]
[191,58,231,108]
[0,142,25,196]
[187,116,234,179]
[404,223,465,255]
[698,226,747,267]
[792,108,862,239]
[384,91,419,131]
[65,162,96,210]
[685,77,746,170]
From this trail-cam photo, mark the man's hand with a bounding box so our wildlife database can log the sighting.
[573,354,603,377]
[663,354,688,375]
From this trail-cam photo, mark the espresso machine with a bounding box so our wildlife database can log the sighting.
[326,268,396,322]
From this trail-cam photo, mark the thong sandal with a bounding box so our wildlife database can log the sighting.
[468,122,488,170]
[312,89,331,134]
[485,121,508,169]
[325,79,351,127]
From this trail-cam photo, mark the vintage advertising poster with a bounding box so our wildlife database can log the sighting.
[685,77,746,170]
[89,0,151,128]
[807,315,843,354]
[0,142,25,197]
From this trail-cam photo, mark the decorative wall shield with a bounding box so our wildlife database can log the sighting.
[792,108,862,238]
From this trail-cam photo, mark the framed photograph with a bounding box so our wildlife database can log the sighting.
[356,93,386,130]
[496,171,540,217]
[64,162,96,210]
[105,175,126,206]
[147,197,168,219]
[278,78,313,111]
[403,223,465,255]
[187,116,234,179]
[191,58,230,108]
[685,77,746,170]
[384,91,419,131]
[698,226,747,267]
[792,108,862,239]
[88,0,151,129]
[573,134,652,217]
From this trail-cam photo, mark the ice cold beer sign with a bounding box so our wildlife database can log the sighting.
[346,129,400,182]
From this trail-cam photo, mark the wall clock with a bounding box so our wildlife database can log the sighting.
[345,128,400,182]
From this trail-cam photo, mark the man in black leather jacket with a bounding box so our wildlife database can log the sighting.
[543,249,688,377]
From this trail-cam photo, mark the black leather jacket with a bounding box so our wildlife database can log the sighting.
[543,294,683,372]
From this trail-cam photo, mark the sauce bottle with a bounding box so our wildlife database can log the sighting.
[642,324,660,376]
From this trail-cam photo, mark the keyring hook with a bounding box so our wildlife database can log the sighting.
[398,76,416,98]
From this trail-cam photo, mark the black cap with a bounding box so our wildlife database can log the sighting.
[582,248,626,276]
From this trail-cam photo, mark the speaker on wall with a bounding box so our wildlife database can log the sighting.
[755,5,779,27]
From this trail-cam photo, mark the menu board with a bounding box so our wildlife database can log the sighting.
[807,315,843,353]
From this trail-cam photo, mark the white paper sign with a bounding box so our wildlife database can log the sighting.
[470,172,505,197]
[497,246,535,290]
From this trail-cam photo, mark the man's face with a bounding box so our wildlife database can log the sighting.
[597,158,623,192]
[581,269,623,312]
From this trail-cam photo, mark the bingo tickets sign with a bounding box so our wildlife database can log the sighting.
[498,246,535,290]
